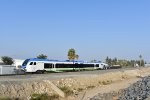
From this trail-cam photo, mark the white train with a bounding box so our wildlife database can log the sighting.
[21,58,109,73]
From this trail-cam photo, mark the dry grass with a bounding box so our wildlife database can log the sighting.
[59,86,74,96]
[87,85,95,89]
[77,88,84,92]
[99,80,113,85]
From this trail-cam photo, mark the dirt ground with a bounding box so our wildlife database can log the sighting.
[52,67,150,100]
[0,67,150,100]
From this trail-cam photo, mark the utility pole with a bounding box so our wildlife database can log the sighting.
[139,55,142,67]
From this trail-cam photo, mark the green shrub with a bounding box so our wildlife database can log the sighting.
[0,98,11,100]
[0,97,18,100]
[30,93,59,100]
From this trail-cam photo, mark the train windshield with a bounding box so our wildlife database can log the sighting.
[22,59,30,66]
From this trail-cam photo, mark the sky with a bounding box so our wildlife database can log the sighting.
[0,0,150,62]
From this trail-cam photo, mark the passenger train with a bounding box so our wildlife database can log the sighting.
[21,58,109,73]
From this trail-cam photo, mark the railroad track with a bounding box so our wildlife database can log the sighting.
[0,67,139,82]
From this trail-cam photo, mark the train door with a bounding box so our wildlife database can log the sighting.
[27,62,37,72]
[36,62,44,71]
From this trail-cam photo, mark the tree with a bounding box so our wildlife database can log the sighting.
[105,57,112,66]
[108,58,112,66]
[141,59,145,67]
[37,54,48,59]
[1,56,14,65]
[68,48,76,60]
[112,57,117,65]
[91,59,97,63]
[139,55,142,67]
[130,60,136,67]
[105,56,112,66]
[75,54,79,60]
[105,56,109,64]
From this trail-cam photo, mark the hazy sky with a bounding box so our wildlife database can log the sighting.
[0,0,150,62]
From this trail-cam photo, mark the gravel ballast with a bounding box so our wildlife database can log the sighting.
[91,76,150,100]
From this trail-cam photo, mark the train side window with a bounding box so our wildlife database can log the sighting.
[30,62,33,65]
[44,63,52,68]
[34,62,36,65]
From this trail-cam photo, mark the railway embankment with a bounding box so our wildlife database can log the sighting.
[0,67,150,100]
[91,75,150,100]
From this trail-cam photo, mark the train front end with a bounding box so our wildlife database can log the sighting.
[21,59,30,72]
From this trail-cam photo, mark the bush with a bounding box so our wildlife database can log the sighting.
[77,88,84,92]
[30,93,59,100]
[0,97,18,100]
[99,80,112,85]
[59,86,73,96]
[87,85,95,89]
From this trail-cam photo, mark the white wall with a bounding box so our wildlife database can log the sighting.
[0,58,4,65]
[0,65,16,75]
[145,64,150,67]
[13,59,24,69]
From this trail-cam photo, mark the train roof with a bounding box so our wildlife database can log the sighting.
[28,58,85,63]
[24,58,102,64]
[29,58,51,62]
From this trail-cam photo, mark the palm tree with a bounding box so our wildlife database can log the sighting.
[68,48,76,60]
